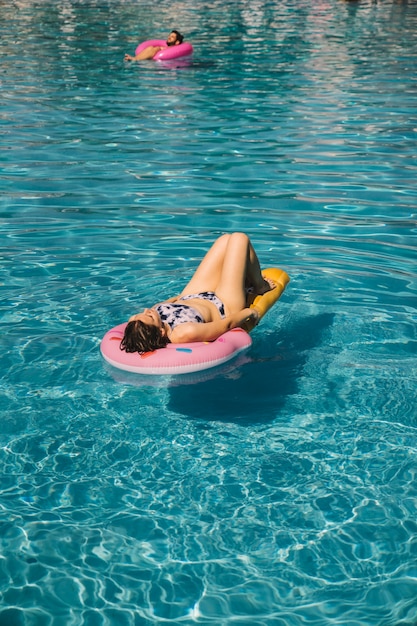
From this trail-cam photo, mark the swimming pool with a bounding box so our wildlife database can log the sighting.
[1,0,417,623]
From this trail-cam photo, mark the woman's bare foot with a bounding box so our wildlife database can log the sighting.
[250,277,276,296]
[259,277,275,295]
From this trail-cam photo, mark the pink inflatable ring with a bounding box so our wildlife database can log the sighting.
[101,326,251,375]
[135,39,193,62]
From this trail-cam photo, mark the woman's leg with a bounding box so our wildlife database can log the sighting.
[180,234,231,296]
[214,232,269,313]
[180,232,270,313]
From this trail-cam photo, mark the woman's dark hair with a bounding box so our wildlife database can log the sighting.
[120,320,170,354]
[171,30,184,44]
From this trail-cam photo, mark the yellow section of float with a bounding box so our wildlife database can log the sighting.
[242,267,290,332]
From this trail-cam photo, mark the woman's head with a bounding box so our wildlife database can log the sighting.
[120,309,169,353]
[120,320,169,353]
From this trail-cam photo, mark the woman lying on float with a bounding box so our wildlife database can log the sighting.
[101,233,290,375]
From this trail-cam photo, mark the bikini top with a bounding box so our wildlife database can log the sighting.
[154,302,204,330]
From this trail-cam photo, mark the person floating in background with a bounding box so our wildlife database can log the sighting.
[124,30,184,61]
[121,233,275,354]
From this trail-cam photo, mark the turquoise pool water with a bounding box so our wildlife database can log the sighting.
[1,0,417,624]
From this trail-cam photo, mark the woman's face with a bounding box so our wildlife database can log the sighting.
[128,308,162,329]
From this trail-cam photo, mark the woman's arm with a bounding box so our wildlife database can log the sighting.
[169,308,259,343]
[155,296,179,304]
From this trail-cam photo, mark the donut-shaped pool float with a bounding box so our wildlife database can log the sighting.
[100,268,289,376]
[101,326,251,376]
[135,39,193,62]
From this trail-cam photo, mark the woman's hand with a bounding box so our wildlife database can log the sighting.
[248,308,260,326]
[239,307,260,332]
